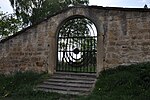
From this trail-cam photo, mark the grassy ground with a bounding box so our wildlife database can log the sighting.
[0,62,150,100]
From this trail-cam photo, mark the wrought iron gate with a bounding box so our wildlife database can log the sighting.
[57,18,97,73]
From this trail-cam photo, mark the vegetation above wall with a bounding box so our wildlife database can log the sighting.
[0,11,22,39]
[0,0,89,39]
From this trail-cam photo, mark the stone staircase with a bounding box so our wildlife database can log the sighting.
[36,72,97,95]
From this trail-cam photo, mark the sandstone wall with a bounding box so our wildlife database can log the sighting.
[0,6,150,74]
[103,10,150,69]
[0,22,51,74]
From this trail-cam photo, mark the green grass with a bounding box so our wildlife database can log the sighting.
[81,62,150,100]
[0,62,150,100]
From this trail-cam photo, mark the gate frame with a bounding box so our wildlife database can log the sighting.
[48,15,104,76]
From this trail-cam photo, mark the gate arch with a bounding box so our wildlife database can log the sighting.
[56,16,98,73]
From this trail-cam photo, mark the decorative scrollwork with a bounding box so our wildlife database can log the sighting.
[57,17,97,72]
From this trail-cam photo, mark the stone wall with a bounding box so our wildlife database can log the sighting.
[0,6,150,74]
[104,10,150,69]
[0,22,51,74]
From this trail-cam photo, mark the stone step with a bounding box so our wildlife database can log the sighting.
[46,78,95,84]
[54,72,97,78]
[37,84,90,92]
[37,85,90,93]
[37,88,87,95]
[36,72,97,95]
[43,81,93,88]
[50,75,96,81]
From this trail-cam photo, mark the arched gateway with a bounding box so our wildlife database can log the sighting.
[57,17,97,73]
[1,6,150,76]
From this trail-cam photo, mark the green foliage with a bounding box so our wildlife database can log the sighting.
[0,10,22,39]
[9,0,89,28]
[0,72,45,97]
[0,62,149,100]
[0,71,78,100]
[81,62,150,100]
[0,0,89,40]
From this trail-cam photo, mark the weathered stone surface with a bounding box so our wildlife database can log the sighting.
[0,6,150,74]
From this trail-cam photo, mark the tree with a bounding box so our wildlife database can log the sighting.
[0,10,22,39]
[9,0,89,28]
